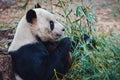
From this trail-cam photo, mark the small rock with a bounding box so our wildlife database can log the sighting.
[0,28,13,38]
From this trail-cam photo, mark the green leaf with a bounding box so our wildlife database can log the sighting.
[75,6,85,17]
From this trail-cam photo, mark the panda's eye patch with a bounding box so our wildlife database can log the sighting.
[49,20,54,31]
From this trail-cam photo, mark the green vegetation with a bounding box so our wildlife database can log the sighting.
[0,24,9,28]
[54,0,120,80]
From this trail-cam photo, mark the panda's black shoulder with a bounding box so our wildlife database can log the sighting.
[9,42,48,58]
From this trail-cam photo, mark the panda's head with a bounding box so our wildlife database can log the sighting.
[8,8,65,51]
[26,8,65,41]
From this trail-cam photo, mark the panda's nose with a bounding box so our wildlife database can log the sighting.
[62,28,65,31]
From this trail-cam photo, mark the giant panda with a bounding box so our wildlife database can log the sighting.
[8,7,72,80]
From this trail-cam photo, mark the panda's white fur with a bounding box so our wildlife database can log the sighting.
[8,8,64,52]
[15,74,23,80]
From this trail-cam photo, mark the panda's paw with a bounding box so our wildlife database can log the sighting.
[60,37,71,45]
[58,37,71,50]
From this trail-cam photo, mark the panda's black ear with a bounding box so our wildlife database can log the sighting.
[35,3,41,8]
[26,9,37,24]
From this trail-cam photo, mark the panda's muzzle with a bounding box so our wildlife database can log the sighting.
[56,28,65,37]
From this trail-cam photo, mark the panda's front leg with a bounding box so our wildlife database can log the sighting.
[56,37,71,54]
[54,37,72,70]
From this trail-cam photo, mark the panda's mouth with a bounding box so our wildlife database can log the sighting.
[54,34,63,40]
[55,37,59,40]
[56,34,62,37]
[50,36,60,41]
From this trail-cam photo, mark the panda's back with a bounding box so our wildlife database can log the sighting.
[9,41,68,80]
[9,42,51,80]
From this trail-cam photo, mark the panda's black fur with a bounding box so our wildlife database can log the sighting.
[9,37,71,80]
[26,9,37,24]
[8,6,72,80]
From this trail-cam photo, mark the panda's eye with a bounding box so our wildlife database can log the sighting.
[49,20,54,31]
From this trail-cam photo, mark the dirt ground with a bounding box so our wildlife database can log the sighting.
[0,0,120,35]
